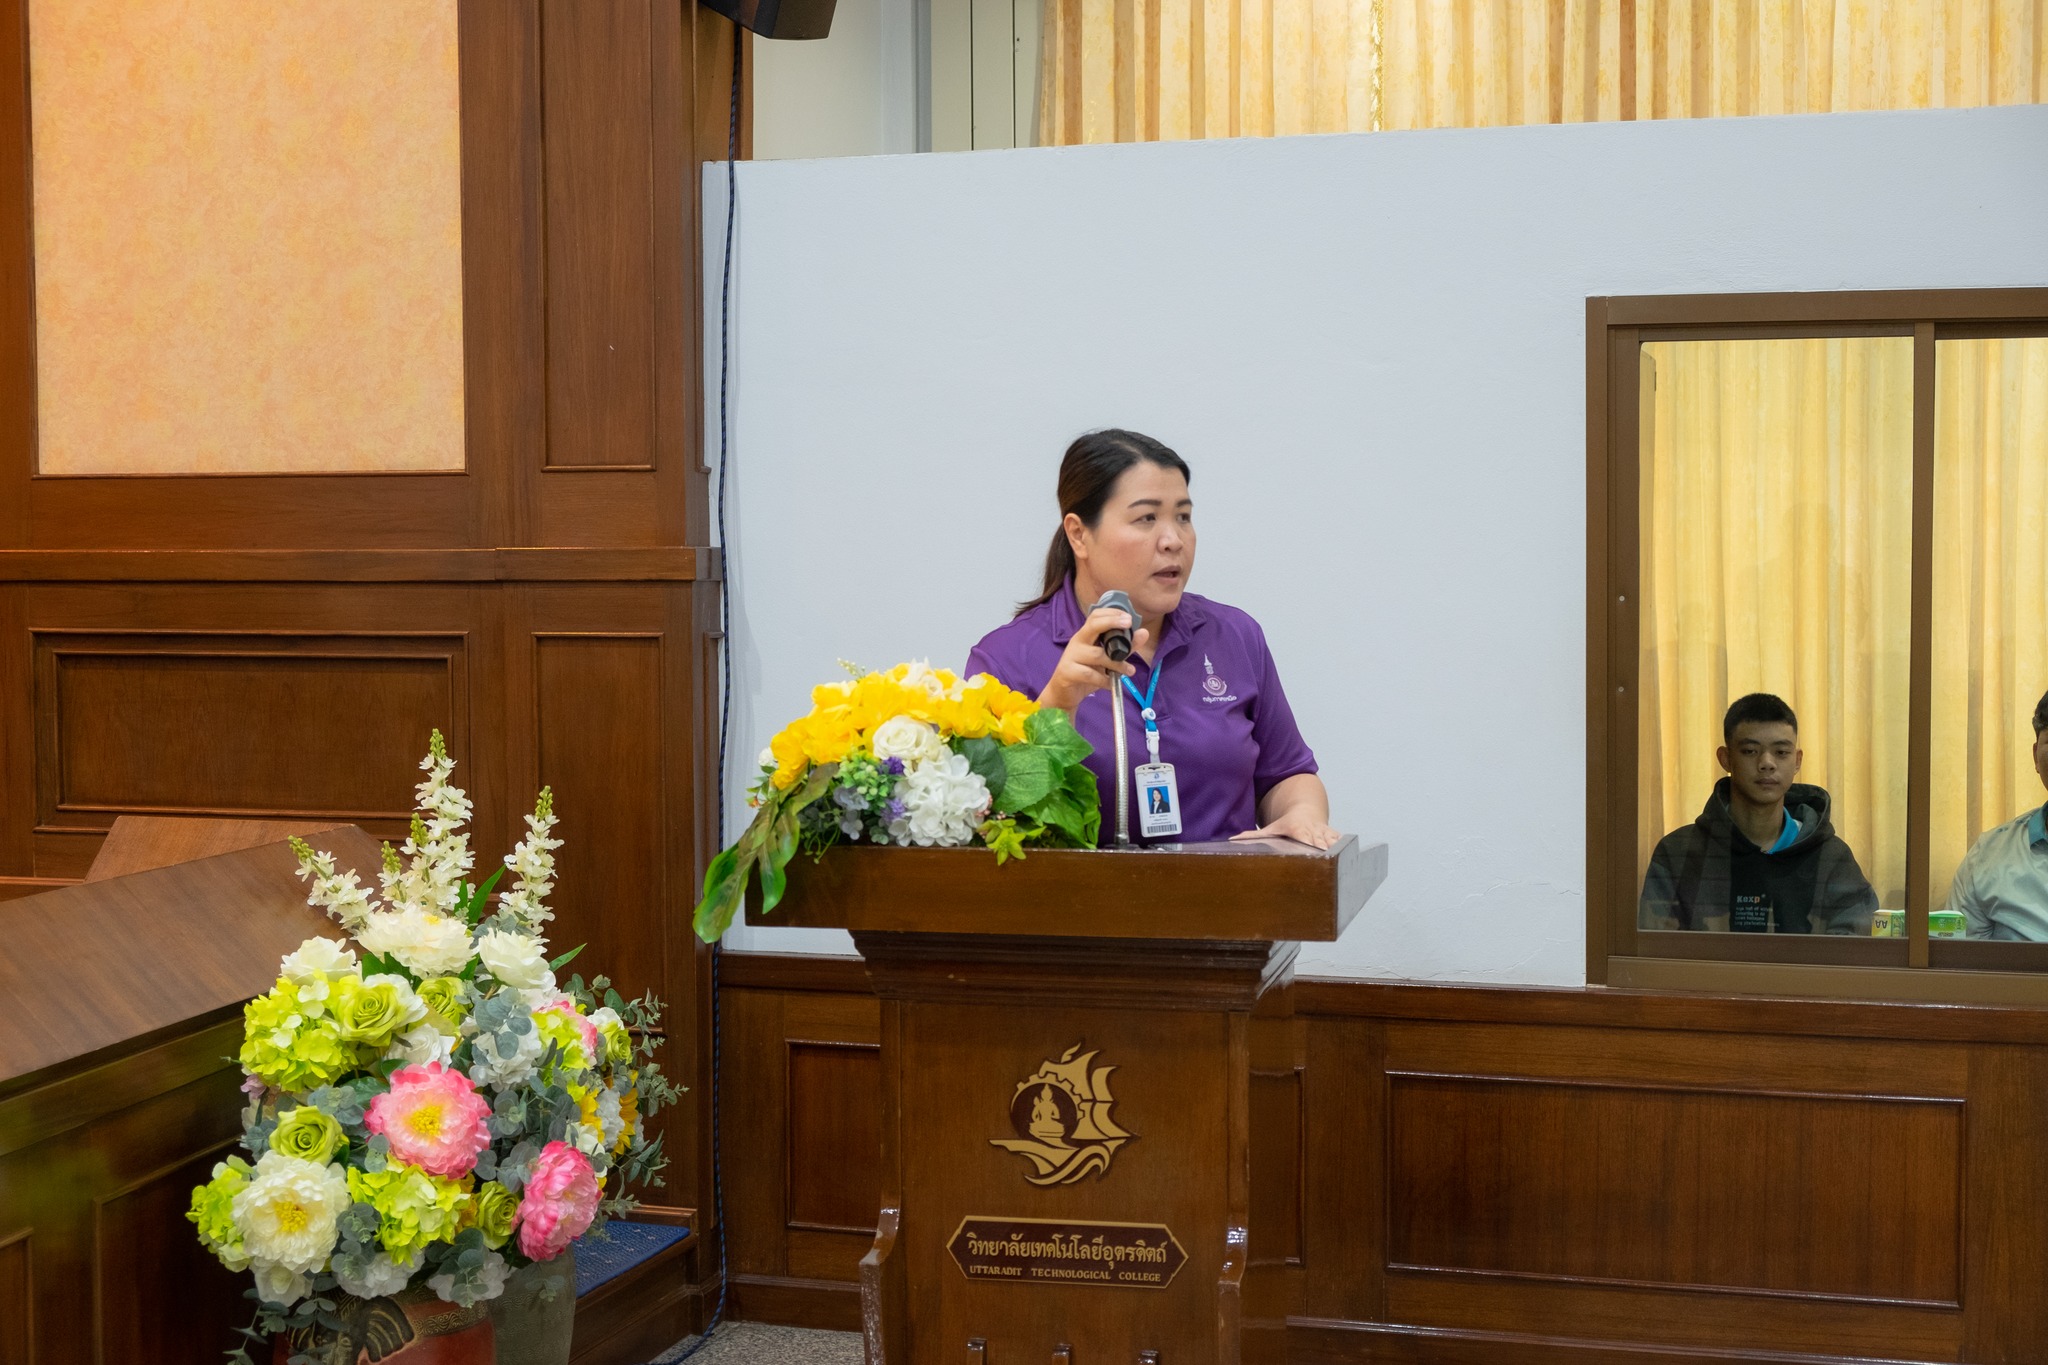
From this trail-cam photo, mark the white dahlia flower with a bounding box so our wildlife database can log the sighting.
[356,907,474,977]
[231,1153,350,1284]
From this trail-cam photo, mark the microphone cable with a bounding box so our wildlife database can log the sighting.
[665,25,742,1364]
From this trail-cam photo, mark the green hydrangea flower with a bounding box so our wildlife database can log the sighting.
[269,1104,346,1165]
[329,975,418,1054]
[346,1161,468,1264]
[239,979,356,1092]
[187,1155,254,1270]
[533,1008,594,1075]
[471,1181,520,1250]
[417,976,469,1029]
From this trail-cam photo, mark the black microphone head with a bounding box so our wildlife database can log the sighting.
[1090,589,1135,663]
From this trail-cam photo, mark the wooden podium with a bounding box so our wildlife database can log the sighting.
[750,836,1385,1365]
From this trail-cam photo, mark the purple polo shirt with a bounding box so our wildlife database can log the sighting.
[964,582,1318,846]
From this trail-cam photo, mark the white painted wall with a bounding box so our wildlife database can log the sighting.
[704,106,2048,982]
[751,0,918,159]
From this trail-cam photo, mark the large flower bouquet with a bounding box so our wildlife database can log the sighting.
[693,662,1099,941]
[187,733,679,1361]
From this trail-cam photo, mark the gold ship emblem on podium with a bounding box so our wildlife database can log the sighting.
[990,1044,1134,1185]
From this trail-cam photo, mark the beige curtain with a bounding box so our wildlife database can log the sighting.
[1931,338,2048,905]
[1041,0,2046,144]
[1036,0,1380,143]
[1638,339,1915,908]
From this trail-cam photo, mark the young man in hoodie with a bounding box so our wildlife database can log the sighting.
[1639,693,1878,934]
[1947,688,2048,941]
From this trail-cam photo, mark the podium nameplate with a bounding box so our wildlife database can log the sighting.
[947,1217,1188,1289]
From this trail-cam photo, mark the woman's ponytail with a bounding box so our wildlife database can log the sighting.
[1016,429,1191,616]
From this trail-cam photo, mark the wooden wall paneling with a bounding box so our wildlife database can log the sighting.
[1301,1015,1386,1327]
[1961,1045,2048,1357]
[33,632,462,819]
[539,0,655,473]
[0,1230,30,1365]
[0,0,556,552]
[534,0,661,546]
[457,0,543,548]
[512,582,714,1248]
[1380,1273,1961,1361]
[1385,1076,1962,1303]
[16,583,491,877]
[722,986,792,1282]
[531,629,666,1000]
[717,980,876,1330]
[665,577,721,1250]
[781,990,881,1287]
[684,579,724,1228]
[0,584,28,876]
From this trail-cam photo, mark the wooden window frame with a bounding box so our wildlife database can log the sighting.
[1587,288,2048,1006]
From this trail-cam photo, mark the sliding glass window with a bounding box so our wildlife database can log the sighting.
[1590,293,2048,997]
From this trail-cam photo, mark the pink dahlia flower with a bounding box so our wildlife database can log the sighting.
[516,1140,603,1260]
[363,1061,493,1179]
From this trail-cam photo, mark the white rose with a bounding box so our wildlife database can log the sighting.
[476,928,549,990]
[387,1022,455,1067]
[251,1260,310,1308]
[871,715,946,767]
[279,936,357,984]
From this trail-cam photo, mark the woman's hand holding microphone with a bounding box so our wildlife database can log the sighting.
[1036,606,1149,716]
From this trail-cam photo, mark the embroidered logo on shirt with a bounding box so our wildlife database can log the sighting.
[1201,654,1231,699]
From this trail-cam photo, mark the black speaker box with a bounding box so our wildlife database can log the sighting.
[700,0,837,40]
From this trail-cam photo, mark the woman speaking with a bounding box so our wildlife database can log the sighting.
[966,429,1338,849]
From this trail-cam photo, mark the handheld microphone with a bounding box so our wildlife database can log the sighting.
[1090,589,1135,664]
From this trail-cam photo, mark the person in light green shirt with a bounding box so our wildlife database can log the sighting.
[1950,689,2048,941]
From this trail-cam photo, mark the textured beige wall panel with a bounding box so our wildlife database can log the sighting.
[29,1,465,475]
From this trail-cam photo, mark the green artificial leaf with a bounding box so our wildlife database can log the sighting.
[996,744,1056,810]
[692,842,752,943]
[1023,786,1085,846]
[958,735,1007,794]
[1024,707,1093,765]
[549,944,585,972]
[1052,762,1101,848]
[759,804,799,912]
[467,867,506,926]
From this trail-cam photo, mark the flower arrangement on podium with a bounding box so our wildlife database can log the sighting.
[187,733,679,1363]
[693,661,1100,941]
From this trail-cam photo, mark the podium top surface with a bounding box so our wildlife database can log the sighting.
[748,834,1386,942]
[0,826,372,1090]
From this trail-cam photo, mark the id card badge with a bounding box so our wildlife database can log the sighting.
[1135,762,1182,839]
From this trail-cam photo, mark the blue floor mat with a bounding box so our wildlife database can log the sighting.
[573,1219,694,1298]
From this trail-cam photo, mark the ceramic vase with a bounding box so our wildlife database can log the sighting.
[273,1286,493,1364]
[488,1249,577,1365]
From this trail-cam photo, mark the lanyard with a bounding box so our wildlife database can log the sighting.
[1119,657,1163,766]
